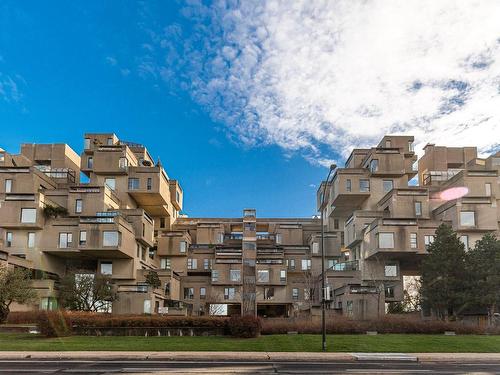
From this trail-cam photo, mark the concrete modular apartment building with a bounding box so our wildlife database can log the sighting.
[0,133,498,319]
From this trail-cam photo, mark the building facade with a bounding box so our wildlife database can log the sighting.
[0,134,498,318]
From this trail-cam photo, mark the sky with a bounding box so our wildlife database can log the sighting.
[1,1,499,218]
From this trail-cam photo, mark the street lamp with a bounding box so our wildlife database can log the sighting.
[320,163,336,352]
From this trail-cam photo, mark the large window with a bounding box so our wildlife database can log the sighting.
[79,231,87,246]
[264,287,274,300]
[460,211,475,226]
[257,270,269,283]
[58,232,73,248]
[84,138,91,149]
[100,262,112,275]
[301,259,311,270]
[292,288,299,300]
[87,156,93,169]
[287,259,296,270]
[200,287,206,299]
[104,178,115,191]
[385,284,395,298]
[103,231,119,247]
[384,264,398,277]
[346,179,351,192]
[160,257,171,270]
[5,179,12,193]
[360,179,370,192]
[275,233,282,244]
[21,208,37,223]
[224,287,236,300]
[184,287,194,299]
[312,242,319,254]
[378,232,394,249]
[211,270,219,282]
[230,269,241,282]
[27,232,35,248]
[128,178,140,190]
[179,241,187,253]
[369,159,379,172]
[119,157,128,169]
[146,178,152,191]
[204,258,210,270]
[383,180,393,193]
[424,235,435,248]
[410,233,417,249]
[415,201,422,216]
[187,258,197,270]
[6,232,12,247]
[460,235,469,251]
[75,199,83,214]
[280,270,286,282]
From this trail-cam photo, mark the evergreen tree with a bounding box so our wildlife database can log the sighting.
[466,233,500,326]
[420,224,467,320]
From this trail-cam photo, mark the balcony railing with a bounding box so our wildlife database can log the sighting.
[224,233,243,240]
[34,166,76,183]
[330,260,359,271]
[423,169,462,185]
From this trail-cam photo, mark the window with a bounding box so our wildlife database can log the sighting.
[128,178,140,190]
[415,201,422,216]
[104,178,115,190]
[334,219,339,229]
[103,231,119,247]
[6,232,12,247]
[280,270,286,282]
[346,301,353,316]
[224,287,235,300]
[257,270,269,283]
[485,183,492,196]
[143,300,151,314]
[216,233,224,244]
[264,287,274,300]
[383,180,393,193]
[100,262,112,275]
[369,159,379,172]
[410,233,417,249]
[301,259,311,271]
[204,259,210,270]
[243,242,256,250]
[385,140,392,148]
[384,264,398,277]
[84,138,91,149]
[408,141,414,152]
[58,233,73,248]
[27,232,35,248]
[160,218,165,228]
[378,232,394,249]
[21,208,37,223]
[275,233,282,244]
[327,259,337,269]
[107,137,113,145]
[230,269,241,282]
[160,257,171,270]
[460,211,475,227]
[119,157,128,169]
[360,179,370,192]
[187,258,197,270]
[184,288,194,299]
[76,231,86,246]
[5,179,12,193]
[179,241,187,253]
[424,235,434,248]
[200,287,206,299]
[292,288,299,300]
[176,191,180,202]
[385,285,395,298]
[288,259,296,270]
[75,199,83,214]
[346,179,352,192]
[84,156,93,170]
[460,235,469,251]
[211,270,219,282]
[312,242,319,254]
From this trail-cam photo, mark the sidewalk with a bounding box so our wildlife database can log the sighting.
[1,351,500,362]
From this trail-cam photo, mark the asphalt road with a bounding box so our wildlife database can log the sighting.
[0,360,500,374]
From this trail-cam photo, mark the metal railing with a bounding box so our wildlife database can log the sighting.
[330,260,359,271]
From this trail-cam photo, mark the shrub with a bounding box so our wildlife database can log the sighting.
[228,315,262,338]
[6,311,45,324]
[37,311,72,337]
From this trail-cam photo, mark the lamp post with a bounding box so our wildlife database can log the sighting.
[320,163,336,352]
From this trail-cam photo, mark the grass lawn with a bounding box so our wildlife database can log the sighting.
[1,333,500,352]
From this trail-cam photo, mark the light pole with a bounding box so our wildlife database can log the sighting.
[320,163,336,352]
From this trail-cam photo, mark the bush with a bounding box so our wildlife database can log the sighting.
[6,311,46,324]
[228,315,262,338]
[37,311,72,337]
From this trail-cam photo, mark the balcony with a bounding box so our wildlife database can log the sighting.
[423,170,463,186]
[34,166,76,183]
[328,169,371,216]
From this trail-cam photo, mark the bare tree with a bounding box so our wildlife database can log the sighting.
[59,270,118,312]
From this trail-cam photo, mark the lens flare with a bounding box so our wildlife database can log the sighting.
[439,187,469,201]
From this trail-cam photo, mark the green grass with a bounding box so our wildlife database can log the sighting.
[1,333,500,352]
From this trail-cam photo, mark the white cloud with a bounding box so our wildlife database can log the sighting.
[153,0,500,162]
[0,72,23,103]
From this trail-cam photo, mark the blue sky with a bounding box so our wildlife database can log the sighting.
[1,1,499,217]
[0,1,325,218]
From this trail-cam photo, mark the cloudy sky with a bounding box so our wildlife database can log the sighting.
[1,0,499,216]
